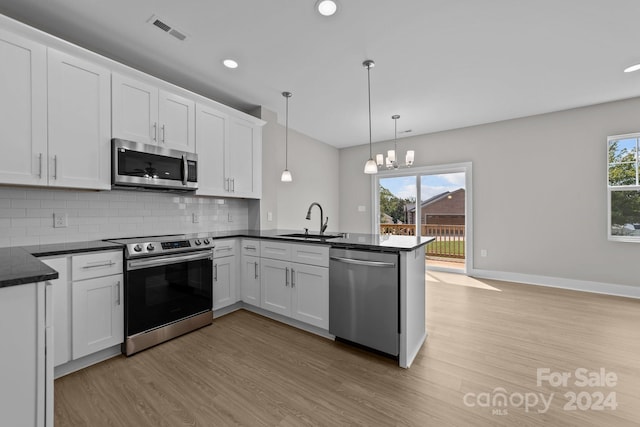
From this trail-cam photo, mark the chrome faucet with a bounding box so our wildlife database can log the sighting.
[305,202,328,234]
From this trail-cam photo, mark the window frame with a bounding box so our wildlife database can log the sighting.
[607,132,640,242]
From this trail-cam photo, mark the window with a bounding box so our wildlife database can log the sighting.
[608,133,640,241]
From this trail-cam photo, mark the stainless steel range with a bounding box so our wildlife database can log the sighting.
[106,235,214,356]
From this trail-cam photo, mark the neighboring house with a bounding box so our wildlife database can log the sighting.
[407,188,465,225]
[380,212,394,224]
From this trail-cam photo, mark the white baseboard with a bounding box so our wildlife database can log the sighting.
[469,268,640,299]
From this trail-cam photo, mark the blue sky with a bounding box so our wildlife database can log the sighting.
[380,172,465,201]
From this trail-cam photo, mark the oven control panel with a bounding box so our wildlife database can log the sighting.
[125,238,213,257]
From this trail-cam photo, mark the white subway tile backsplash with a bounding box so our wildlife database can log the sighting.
[0,186,250,247]
[11,199,41,208]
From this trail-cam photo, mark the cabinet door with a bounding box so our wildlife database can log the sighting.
[241,255,260,307]
[48,49,111,190]
[260,259,290,316]
[227,117,261,198]
[213,256,237,310]
[41,257,71,367]
[112,73,159,145]
[159,89,195,152]
[0,29,47,186]
[72,274,124,359]
[291,264,329,329]
[195,102,227,196]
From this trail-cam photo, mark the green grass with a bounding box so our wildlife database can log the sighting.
[426,239,465,257]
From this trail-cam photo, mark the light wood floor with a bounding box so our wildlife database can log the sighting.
[55,272,640,426]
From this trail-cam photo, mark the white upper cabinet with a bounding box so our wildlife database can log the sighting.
[0,29,47,186]
[195,102,227,196]
[0,37,110,190]
[111,73,158,145]
[196,103,263,199]
[227,117,262,198]
[112,73,195,152]
[47,49,111,190]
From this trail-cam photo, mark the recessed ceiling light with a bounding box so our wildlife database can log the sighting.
[624,63,640,73]
[316,0,338,16]
[223,59,238,69]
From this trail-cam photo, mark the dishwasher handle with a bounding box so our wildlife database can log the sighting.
[330,256,395,268]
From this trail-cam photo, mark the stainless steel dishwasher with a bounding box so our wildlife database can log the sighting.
[329,248,399,356]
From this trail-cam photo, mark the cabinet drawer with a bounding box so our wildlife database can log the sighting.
[260,240,292,261]
[291,244,329,267]
[213,239,236,258]
[241,239,260,257]
[71,250,123,281]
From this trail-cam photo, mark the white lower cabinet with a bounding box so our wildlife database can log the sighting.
[259,241,329,329]
[240,255,261,307]
[41,250,124,366]
[260,259,291,316]
[71,274,124,359]
[290,264,329,329]
[212,239,238,310]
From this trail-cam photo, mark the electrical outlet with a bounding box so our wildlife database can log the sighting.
[480,249,488,257]
[53,213,67,228]
[228,213,233,222]
[358,205,366,212]
[192,213,199,223]
[267,212,273,221]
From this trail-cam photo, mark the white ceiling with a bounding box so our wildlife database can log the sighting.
[2,0,640,148]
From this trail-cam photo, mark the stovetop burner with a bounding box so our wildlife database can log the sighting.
[105,234,214,258]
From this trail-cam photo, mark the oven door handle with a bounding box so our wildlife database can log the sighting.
[127,251,212,270]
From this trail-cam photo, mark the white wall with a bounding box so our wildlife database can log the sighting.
[257,107,340,233]
[339,97,640,288]
[0,186,249,247]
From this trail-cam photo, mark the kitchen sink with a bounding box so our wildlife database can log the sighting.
[279,233,343,240]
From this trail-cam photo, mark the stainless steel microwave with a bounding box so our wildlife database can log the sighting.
[112,139,198,192]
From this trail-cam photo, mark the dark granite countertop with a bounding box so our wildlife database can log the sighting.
[0,246,59,288]
[200,229,434,252]
[1,230,432,289]
[1,240,123,288]
[23,240,124,258]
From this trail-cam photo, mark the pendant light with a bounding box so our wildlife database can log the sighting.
[375,115,415,169]
[363,59,378,174]
[281,91,293,182]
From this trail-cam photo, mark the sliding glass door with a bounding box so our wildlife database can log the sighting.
[374,163,471,273]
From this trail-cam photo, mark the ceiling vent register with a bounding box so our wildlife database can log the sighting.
[149,15,187,41]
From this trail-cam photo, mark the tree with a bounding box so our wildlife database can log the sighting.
[379,186,414,223]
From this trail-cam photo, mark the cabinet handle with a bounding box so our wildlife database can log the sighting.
[82,261,115,269]
[244,246,256,251]
[231,178,235,192]
[285,267,289,287]
[161,124,166,142]
[291,268,295,288]
[53,155,58,180]
[38,153,43,179]
[115,281,121,306]
[225,178,229,191]
[254,261,258,279]
[152,122,157,141]
[214,264,218,281]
